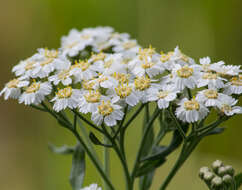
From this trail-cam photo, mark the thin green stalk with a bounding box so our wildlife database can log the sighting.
[103,135,110,190]
[131,107,160,187]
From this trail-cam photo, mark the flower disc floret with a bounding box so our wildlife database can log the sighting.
[98,101,114,116]
[56,87,73,98]
[177,65,194,78]
[25,82,40,93]
[115,84,132,98]
[6,79,19,88]
[184,99,200,110]
[230,76,242,86]
[202,73,218,80]
[84,90,101,103]
[134,76,151,91]
[204,89,218,99]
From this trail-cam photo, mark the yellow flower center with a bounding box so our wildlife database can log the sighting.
[98,76,108,83]
[66,41,79,49]
[40,58,54,66]
[98,101,113,116]
[84,91,101,103]
[177,66,193,78]
[7,79,19,88]
[202,64,211,72]
[82,80,95,90]
[230,77,242,86]
[73,61,90,71]
[58,69,70,80]
[184,99,200,110]
[122,41,137,49]
[104,59,113,68]
[91,52,106,62]
[25,82,40,93]
[204,89,218,99]
[56,87,73,98]
[113,73,130,83]
[45,49,58,58]
[80,34,91,40]
[160,52,173,62]
[134,76,151,91]
[158,91,169,99]
[115,84,132,98]
[202,73,217,80]
[139,46,155,60]
[141,60,155,69]
[221,104,232,113]
[25,61,35,70]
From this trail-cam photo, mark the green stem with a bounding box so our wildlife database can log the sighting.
[103,135,110,190]
[131,107,160,188]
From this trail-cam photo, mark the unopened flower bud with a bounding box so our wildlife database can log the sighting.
[211,176,223,187]
[218,166,227,176]
[223,175,233,184]
[224,165,235,176]
[212,160,223,173]
[199,167,210,178]
[203,171,214,182]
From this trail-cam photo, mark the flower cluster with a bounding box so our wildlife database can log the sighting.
[1,26,242,126]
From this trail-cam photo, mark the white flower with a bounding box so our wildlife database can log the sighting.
[223,75,242,95]
[197,72,226,89]
[217,96,242,116]
[70,60,98,82]
[91,74,118,90]
[171,64,201,90]
[78,90,107,114]
[129,47,164,78]
[169,46,195,66]
[19,81,52,105]
[81,184,102,190]
[199,57,225,72]
[176,98,209,123]
[91,100,124,126]
[216,65,241,76]
[0,78,29,100]
[196,89,228,107]
[49,68,72,86]
[111,83,139,107]
[51,87,81,112]
[147,85,178,109]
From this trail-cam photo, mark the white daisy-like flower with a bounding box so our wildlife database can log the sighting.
[169,46,195,66]
[217,96,242,116]
[70,60,98,82]
[199,57,225,72]
[31,49,70,78]
[171,64,201,90]
[91,99,124,126]
[49,68,72,86]
[197,72,226,89]
[0,78,29,100]
[91,74,118,90]
[81,184,102,190]
[216,65,241,76]
[196,89,228,107]
[19,81,52,105]
[133,76,153,103]
[223,75,242,95]
[129,47,164,78]
[111,83,139,106]
[51,87,81,112]
[78,90,107,114]
[112,39,140,57]
[147,85,178,109]
[176,98,209,123]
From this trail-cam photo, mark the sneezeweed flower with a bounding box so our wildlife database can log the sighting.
[176,98,209,123]
[91,100,124,126]
[80,184,102,190]
[147,85,178,109]
[51,87,81,112]
[19,81,52,105]
[0,78,29,100]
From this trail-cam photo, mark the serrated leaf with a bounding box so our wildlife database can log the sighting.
[135,158,166,177]
[69,144,85,190]
[49,144,75,155]
[235,172,242,189]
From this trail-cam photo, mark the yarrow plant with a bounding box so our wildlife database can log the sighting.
[1,26,242,190]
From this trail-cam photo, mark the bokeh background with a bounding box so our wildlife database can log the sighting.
[0,0,241,190]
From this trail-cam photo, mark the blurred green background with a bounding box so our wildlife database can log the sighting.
[0,0,241,190]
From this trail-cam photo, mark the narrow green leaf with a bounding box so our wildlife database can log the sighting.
[203,128,225,137]
[235,172,242,189]
[48,144,75,155]
[89,132,112,147]
[135,158,166,177]
[69,144,85,190]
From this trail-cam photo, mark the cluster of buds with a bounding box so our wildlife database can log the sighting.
[199,160,236,190]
